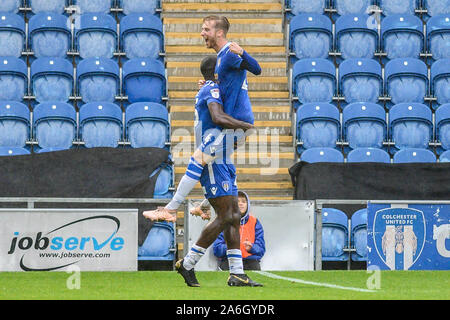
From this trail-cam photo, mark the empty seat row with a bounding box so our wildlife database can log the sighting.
[0,0,161,15]
[289,13,450,61]
[296,102,450,154]
[292,57,449,108]
[0,101,170,150]
[0,12,164,60]
[321,208,367,262]
[0,57,167,105]
[286,0,448,17]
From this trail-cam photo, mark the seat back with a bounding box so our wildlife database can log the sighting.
[393,147,437,163]
[120,13,164,60]
[296,102,340,152]
[292,58,336,103]
[289,13,332,60]
[435,103,450,151]
[431,59,450,106]
[322,208,349,261]
[125,102,169,148]
[351,208,368,261]
[389,103,433,150]
[29,0,67,14]
[120,0,160,15]
[339,58,382,104]
[423,0,450,17]
[33,102,76,151]
[0,13,25,58]
[343,102,386,149]
[439,150,450,162]
[122,58,166,104]
[385,58,428,105]
[79,102,123,148]
[0,57,27,101]
[335,0,373,15]
[73,0,113,14]
[0,0,21,14]
[381,14,424,60]
[0,101,30,148]
[75,13,117,59]
[0,146,30,156]
[335,14,378,60]
[300,147,344,162]
[77,57,119,103]
[150,163,174,198]
[287,0,327,15]
[427,15,450,60]
[31,57,73,103]
[347,147,391,163]
[380,0,417,16]
[29,13,71,58]
[138,222,175,260]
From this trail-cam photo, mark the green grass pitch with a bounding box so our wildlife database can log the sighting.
[0,270,448,300]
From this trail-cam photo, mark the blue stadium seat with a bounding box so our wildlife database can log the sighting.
[0,13,25,58]
[138,222,175,261]
[72,0,114,14]
[122,58,166,104]
[120,13,164,60]
[343,102,386,150]
[334,0,373,15]
[322,208,349,261]
[0,101,30,148]
[380,0,418,16]
[29,0,67,14]
[33,102,76,152]
[77,57,120,103]
[296,102,340,153]
[125,102,169,148]
[0,57,27,101]
[75,13,117,59]
[440,150,450,162]
[0,0,21,14]
[381,14,424,60]
[286,0,327,15]
[335,14,379,60]
[351,208,368,261]
[79,102,123,148]
[427,15,450,60]
[300,147,344,162]
[292,58,336,104]
[289,14,332,60]
[389,103,433,151]
[31,57,73,103]
[431,59,450,106]
[393,147,437,162]
[339,58,382,104]
[423,0,450,17]
[435,103,450,152]
[0,146,30,156]
[385,58,428,105]
[119,0,160,15]
[150,162,174,198]
[28,13,71,58]
[347,147,391,163]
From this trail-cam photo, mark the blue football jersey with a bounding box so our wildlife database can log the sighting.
[194,80,223,144]
[215,42,255,125]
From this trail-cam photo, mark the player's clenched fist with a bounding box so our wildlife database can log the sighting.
[229,42,244,56]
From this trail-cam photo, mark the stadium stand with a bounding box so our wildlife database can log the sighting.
[393,147,437,163]
[300,147,344,163]
[350,208,368,261]
[0,13,26,58]
[426,15,450,61]
[30,57,74,104]
[33,101,77,152]
[342,102,387,151]
[125,102,170,149]
[0,101,30,149]
[389,102,433,152]
[347,147,391,163]
[28,12,71,59]
[78,101,123,148]
[322,208,349,261]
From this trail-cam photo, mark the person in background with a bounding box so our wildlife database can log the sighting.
[213,191,266,271]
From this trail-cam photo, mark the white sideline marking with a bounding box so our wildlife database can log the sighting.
[256,271,376,293]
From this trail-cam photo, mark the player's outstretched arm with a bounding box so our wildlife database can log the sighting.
[229,42,261,75]
[208,102,254,131]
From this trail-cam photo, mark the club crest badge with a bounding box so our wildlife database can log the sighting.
[222,181,229,192]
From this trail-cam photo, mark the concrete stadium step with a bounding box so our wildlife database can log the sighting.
[162,1,283,15]
[165,45,286,56]
[165,31,284,46]
[169,90,289,99]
